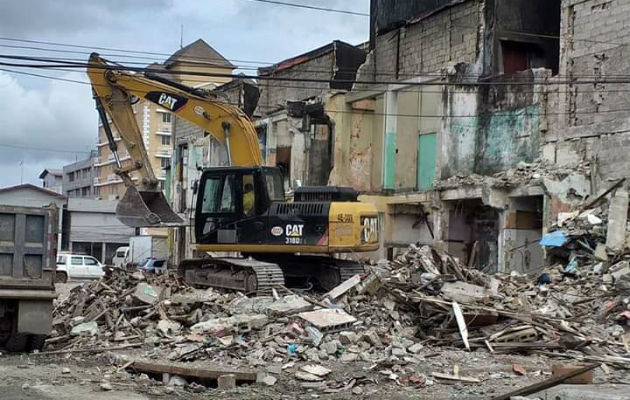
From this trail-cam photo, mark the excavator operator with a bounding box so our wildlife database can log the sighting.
[243,183,255,215]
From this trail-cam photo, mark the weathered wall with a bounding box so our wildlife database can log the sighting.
[545,0,630,192]
[357,0,481,87]
[257,52,335,115]
[442,69,548,178]
[493,0,561,74]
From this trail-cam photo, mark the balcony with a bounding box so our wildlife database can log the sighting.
[94,153,130,167]
[97,135,122,147]
[155,150,172,158]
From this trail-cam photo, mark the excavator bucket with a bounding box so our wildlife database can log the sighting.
[116,186,185,228]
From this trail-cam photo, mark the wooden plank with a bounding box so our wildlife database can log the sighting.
[490,364,599,400]
[580,178,625,211]
[431,372,480,383]
[132,360,258,382]
[452,301,470,351]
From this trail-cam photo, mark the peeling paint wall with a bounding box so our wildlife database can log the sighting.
[443,69,548,178]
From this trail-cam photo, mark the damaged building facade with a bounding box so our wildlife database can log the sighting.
[324,0,630,274]
[167,0,630,275]
[255,41,367,189]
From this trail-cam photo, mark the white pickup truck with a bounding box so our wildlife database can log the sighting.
[55,254,105,282]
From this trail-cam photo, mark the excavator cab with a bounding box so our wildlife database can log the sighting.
[194,166,285,244]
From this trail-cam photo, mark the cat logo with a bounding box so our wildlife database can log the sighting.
[144,91,188,112]
[361,216,379,243]
[286,224,304,237]
[158,93,178,110]
[285,224,304,244]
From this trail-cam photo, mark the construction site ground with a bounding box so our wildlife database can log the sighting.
[2,342,626,399]
[1,284,626,400]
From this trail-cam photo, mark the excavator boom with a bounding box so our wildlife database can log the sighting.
[87,53,263,227]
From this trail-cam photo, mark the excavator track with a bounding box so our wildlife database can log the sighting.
[178,257,284,295]
[250,254,366,291]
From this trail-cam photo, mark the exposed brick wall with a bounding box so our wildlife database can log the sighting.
[257,52,335,115]
[356,0,480,85]
[549,0,630,190]
[559,0,630,131]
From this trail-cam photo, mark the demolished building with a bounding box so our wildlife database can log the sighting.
[166,0,630,276]
[322,0,630,274]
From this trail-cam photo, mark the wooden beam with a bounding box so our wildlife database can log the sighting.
[490,364,599,400]
[132,360,258,382]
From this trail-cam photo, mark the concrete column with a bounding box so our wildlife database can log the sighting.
[101,243,107,264]
[606,189,629,251]
[383,90,398,190]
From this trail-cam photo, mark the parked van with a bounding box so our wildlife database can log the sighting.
[112,246,129,269]
[55,254,105,282]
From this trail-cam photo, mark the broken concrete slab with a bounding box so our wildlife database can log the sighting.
[190,314,268,333]
[610,261,630,281]
[339,331,357,345]
[594,244,608,261]
[70,321,98,337]
[295,371,324,382]
[325,274,361,300]
[265,295,312,316]
[298,309,357,331]
[407,343,424,354]
[132,283,161,305]
[169,289,218,304]
[441,281,491,303]
[300,365,331,377]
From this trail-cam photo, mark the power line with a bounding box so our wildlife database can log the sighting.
[2,66,629,122]
[0,141,92,154]
[8,47,630,81]
[247,0,369,17]
[10,64,628,98]
[1,30,627,79]
[4,54,630,87]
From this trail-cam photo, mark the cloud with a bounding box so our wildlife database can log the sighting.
[0,0,370,187]
[0,71,97,187]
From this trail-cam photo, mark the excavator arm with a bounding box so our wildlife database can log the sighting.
[87,53,264,227]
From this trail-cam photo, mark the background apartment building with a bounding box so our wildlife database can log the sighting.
[62,150,97,198]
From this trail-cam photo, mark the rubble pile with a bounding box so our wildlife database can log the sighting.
[381,243,630,368]
[46,188,630,393]
[435,160,590,190]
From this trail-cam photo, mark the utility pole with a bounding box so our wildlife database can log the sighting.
[19,159,23,184]
[180,24,184,49]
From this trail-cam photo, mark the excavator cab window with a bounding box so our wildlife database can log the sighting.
[201,175,236,214]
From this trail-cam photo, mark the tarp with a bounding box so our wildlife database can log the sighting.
[539,230,568,247]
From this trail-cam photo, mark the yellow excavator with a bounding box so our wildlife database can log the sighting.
[87,53,379,292]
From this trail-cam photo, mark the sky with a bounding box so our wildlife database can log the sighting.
[0,0,369,187]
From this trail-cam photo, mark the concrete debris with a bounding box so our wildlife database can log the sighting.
[298,309,357,330]
[47,190,630,394]
[325,274,362,300]
[300,364,331,377]
[70,321,98,337]
[132,283,161,305]
[190,314,268,333]
[260,375,277,386]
